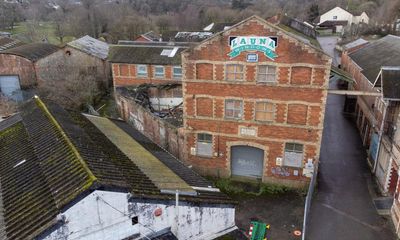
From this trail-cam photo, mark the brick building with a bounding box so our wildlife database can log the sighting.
[181,15,331,187]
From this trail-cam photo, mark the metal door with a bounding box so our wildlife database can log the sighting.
[231,146,264,178]
[0,75,22,101]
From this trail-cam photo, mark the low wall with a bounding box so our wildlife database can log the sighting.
[115,91,185,161]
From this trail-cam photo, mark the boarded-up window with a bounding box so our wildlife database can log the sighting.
[255,102,275,121]
[226,64,244,81]
[196,97,213,117]
[225,99,243,119]
[257,65,276,83]
[197,133,213,157]
[284,143,303,168]
[196,63,213,79]
[287,104,308,125]
[119,64,129,76]
[291,67,312,85]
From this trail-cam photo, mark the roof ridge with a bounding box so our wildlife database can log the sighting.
[33,97,97,184]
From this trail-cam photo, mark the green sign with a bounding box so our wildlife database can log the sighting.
[229,36,277,60]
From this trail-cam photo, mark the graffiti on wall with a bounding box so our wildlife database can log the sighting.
[271,166,290,177]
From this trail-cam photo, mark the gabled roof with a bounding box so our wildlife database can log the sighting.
[191,15,328,58]
[1,43,59,61]
[0,97,232,239]
[0,37,23,51]
[349,35,400,84]
[108,44,188,65]
[67,35,109,60]
[375,67,400,100]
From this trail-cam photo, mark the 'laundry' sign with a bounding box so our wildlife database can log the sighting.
[229,36,278,60]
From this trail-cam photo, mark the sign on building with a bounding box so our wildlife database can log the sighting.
[229,36,278,60]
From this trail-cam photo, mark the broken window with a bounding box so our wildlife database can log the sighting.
[154,66,165,78]
[197,133,213,157]
[284,143,304,168]
[257,65,276,83]
[137,65,148,78]
[173,66,182,79]
[225,99,243,119]
[226,64,244,81]
[131,216,138,225]
[255,101,275,122]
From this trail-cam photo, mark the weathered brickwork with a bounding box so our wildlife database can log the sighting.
[112,63,181,86]
[0,54,36,87]
[182,16,331,187]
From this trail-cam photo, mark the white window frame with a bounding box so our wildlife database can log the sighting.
[283,143,304,168]
[257,65,277,83]
[154,66,165,78]
[255,101,275,122]
[173,66,182,79]
[225,64,244,81]
[197,133,213,157]
[225,99,243,119]
[137,65,148,78]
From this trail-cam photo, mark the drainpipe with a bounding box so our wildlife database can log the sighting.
[373,100,388,173]
[174,190,179,239]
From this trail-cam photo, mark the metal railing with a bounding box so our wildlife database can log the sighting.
[302,162,319,240]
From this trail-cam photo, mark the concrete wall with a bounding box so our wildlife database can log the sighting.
[40,190,235,240]
[182,17,331,187]
[116,92,185,160]
[0,54,36,88]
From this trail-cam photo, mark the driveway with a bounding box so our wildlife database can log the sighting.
[307,81,395,240]
[317,36,341,67]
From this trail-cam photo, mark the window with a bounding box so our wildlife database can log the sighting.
[284,143,304,168]
[255,102,275,121]
[173,66,182,79]
[154,66,165,78]
[333,16,338,20]
[226,64,244,81]
[225,99,243,119]
[137,65,147,77]
[131,216,138,225]
[197,133,213,157]
[257,65,276,83]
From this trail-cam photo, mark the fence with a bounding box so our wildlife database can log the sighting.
[302,162,319,240]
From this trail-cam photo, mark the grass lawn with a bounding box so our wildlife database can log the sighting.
[3,21,74,45]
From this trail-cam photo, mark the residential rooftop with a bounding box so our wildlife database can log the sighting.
[0,97,232,240]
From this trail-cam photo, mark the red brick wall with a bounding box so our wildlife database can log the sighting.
[0,54,36,87]
[182,17,331,187]
[112,63,181,86]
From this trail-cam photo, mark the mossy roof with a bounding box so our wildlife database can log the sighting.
[0,98,233,239]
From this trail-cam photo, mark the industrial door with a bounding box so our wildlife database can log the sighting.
[231,146,264,178]
[0,75,22,101]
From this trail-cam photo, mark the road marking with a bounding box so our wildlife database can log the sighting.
[321,203,382,232]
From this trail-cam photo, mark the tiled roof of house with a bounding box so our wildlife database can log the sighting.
[1,43,59,61]
[108,44,187,65]
[349,35,400,84]
[0,37,23,51]
[67,35,109,60]
[0,97,232,239]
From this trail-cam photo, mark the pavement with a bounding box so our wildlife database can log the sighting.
[306,80,396,240]
[317,36,341,67]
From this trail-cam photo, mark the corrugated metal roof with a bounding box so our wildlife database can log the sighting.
[349,35,400,83]
[0,37,24,51]
[343,38,369,50]
[67,35,109,60]
[1,43,59,61]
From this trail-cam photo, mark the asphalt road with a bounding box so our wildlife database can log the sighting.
[307,81,396,240]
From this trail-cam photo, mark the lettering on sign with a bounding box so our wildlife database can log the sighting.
[229,36,278,60]
[239,126,257,137]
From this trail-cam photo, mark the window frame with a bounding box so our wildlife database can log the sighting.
[255,101,275,122]
[136,64,148,78]
[225,64,244,81]
[196,133,213,157]
[172,66,182,79]
[154,65,165,78]
[257,65,277,83]
[225,99,243,120]
[283,143,304,168]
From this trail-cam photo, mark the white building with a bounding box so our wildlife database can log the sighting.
[319,7,369,26]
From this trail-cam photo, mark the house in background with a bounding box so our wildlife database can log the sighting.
[317,6,369,34]
[182,15,331,187]
[0,97,236,240]
[0,43,59,101]
[135,31,162,42]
